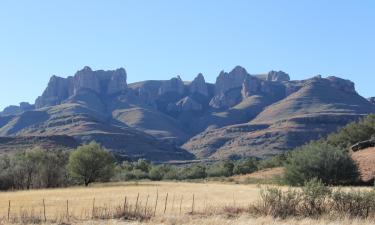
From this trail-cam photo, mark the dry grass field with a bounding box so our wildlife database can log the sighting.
[0,181,374,225]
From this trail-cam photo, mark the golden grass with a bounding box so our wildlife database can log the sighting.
[0,181,374,224]
[0,181,262,222]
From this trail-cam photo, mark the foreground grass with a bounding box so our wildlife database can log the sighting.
[0,181,374,224]
[0,181,262,223]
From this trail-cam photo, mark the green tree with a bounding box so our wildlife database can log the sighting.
[284,142,359,186]
[67,142,115,186]
[206,161,234,177]
[233,158,258,175]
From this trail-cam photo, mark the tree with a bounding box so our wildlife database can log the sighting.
[233,158,258,175]
[206,161,234,177]
[67,142,115,186]
[284,142,359,186]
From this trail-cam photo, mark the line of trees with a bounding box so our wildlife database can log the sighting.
[0,142,262,191]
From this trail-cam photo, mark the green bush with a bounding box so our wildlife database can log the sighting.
[179,164,206,179]
[206,161,234,177]
[284,142,359,186]
[300,178,331,216]
[326,114,375,149]
[233,158,258,175]
[256,187,300,218]
[331,188,375,218]
[257,153,288,170]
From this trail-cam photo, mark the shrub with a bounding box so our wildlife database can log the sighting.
[257,153,288,170]
[256,187,300,218]
[284,142,359,186]
[331,189,375,218]
[326,114,375,149]
[179,164,206,179]
[206,161,234,177]
[233,158,258,175]
[300,178,331,217]
[149,166,164,181]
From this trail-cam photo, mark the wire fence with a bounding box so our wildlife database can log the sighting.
[0,191,244,223]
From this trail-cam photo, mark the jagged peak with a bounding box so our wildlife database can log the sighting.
[267,70,290,82]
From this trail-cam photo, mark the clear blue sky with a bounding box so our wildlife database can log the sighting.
[0,0,374,110]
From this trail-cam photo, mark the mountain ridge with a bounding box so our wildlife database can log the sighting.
[1,66,374,161]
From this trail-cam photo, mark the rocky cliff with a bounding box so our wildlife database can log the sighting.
[1,66,374,161]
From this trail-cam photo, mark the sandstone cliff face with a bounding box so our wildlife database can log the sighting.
[213,66,248,95]
[1,65,374,161]
[189,73,208,97]
[168,96,203,112]
[35,67,127,109]
[158,76,185,96]
[267,71,290,82]
[1,102,34,116]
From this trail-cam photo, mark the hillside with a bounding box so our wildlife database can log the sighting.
[1,66,374,161]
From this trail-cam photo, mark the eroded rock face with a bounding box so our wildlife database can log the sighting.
[158,76,185,95]
[107,68,128,95]
[189,73,208,97]
[327,76,356,94]
[167,96,203,112]
[214,66,249,94]
[267,71,290,82]
[209,66,249,108]
[35,67,128,108]
[35,75,72,108]
[369,97,375,104]
[73,66,101,94]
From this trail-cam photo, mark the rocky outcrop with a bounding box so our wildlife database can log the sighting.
[167,96,203,112]
[2,65,375,161]
[158,76,185,96]
[241,76,262,97]
[214,66,248,95]
[368,97,375,104]
[35,75,72,108]
[189,73,208,97]
[106,68,128,95]
[327,76,356,94]
[267,71,290,82]
[1,102,34,116]
[209,66,249,108]
[35,67,127,108]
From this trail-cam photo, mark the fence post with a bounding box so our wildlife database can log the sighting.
[164,193,169,214]
[123,196,127,212]
[154,189,159,216]
[92,198,95,219]
[144,194,149,216]
[66,200,69,222]
[191,194,195,214]
[43,199,47,222]
[7,200,10,222]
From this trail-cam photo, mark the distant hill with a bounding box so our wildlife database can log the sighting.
[1,66,374,161]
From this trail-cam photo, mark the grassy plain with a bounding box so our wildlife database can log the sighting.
[0,181,374,225]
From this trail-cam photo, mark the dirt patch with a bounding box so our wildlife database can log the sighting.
[351,147,375,183]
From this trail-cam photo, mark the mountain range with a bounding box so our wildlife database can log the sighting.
[1,66,374,161]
